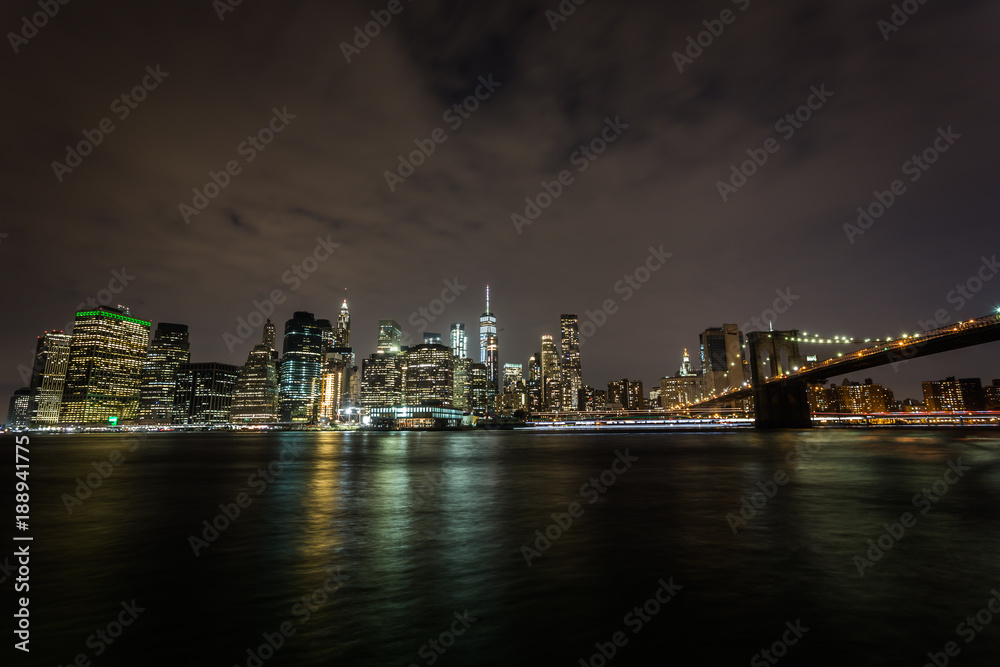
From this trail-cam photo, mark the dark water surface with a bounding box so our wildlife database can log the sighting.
[6,429,1000,666]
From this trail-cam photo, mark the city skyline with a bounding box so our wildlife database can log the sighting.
[2,1,999,407]
[8,295,1000,428]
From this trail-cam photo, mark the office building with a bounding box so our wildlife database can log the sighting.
[361,352,402,407]
[985,380,1000,410]
[540,334,560,410]
[450,323,467,359]
[658,349,702,409]
[922,377,985,412]
[468,363,489,415]
[28,330,72,426]
[60,307,151,424]
[137,323,190,425]
[377,320,403,353]
[479,285,499,395]
[401,344,454,405]
[231,325,280,424]
[317,350,351,424]
[173,362,240,425]
[560,314,582,410]
[699,324,747,398]
[335,297,351,348]
[834,379,893,414]
[453,357,471,410]
[278,311,325,422]
[6,388,31,429]
[608,379,643,410]
[423,332,442,345]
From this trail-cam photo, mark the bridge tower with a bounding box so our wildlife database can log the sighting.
[746,331,811,429]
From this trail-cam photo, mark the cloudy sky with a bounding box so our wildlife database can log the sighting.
[2,0,998,405]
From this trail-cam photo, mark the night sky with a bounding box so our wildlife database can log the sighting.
[2,0,999,404]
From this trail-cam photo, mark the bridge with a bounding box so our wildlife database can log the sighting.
[688,310,1000,428]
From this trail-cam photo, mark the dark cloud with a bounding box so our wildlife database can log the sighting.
[2,0,999,405]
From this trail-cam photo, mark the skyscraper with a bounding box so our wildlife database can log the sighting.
[377,320,403,353]
[335,296,351,348]
[28,330,72,426]
[453,356,471,410]
[450,323,467,359]
[699,324,747,397]
[540,334,561,410]
[60,307,151,424]
[560,314,582,410]
[401,344,454,405]
[173,362,240,425]
[361,352,402,407]
[317,351,351,423]
[278,311,325,422]
[137,323,190,425]
[423,332,442,345]
[231,325,280,424]
[479,285,499,395]
[263,319,277,352]
[6,388,31,429]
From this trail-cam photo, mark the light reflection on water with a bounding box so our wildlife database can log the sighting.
[15,429,1000,666]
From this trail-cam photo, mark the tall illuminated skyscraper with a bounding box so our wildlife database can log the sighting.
[450,323,467,359]
[335,296,351,348]
[377,320,403,353]
[28,330,72,426]
[137,323,190,425]
[540,334,561,410]
[231,325,280,424]
[479,285,499,401]
[60,306,151,424]
[263,319,277,352]
[560,314,582,410]
[278,311,324,422]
